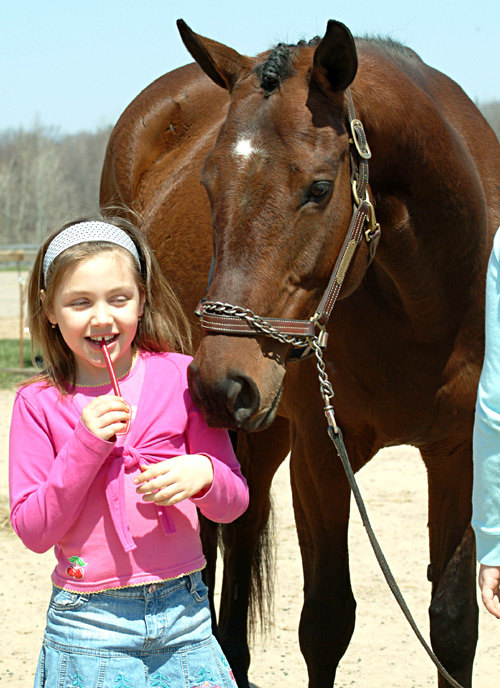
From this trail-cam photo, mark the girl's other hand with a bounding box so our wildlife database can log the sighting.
[81,395,131,441]
[134,454,214,506]
[478,563,500,618]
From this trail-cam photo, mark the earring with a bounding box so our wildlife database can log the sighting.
[51,323,56,329]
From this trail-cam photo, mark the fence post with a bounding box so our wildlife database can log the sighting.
[18,276,25,369]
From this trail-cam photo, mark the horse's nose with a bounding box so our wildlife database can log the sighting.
[188,362,260,427]
[220,372,260,424]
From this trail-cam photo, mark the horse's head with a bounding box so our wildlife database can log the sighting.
[177,19,370,431]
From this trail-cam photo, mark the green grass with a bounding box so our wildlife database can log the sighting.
[0,339,42,389]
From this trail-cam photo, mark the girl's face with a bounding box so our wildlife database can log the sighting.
[47,251,145,385]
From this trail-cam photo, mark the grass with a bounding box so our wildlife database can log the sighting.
[0,339,42,389]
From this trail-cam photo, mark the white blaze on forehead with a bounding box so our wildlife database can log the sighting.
[234,138,256,158]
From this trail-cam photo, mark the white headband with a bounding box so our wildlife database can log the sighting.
[43,221,141,282]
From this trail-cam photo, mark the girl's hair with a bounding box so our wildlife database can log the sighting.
[26,214,192,392]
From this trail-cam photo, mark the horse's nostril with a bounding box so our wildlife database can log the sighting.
[223,373,260,422]
[188,360,262,427]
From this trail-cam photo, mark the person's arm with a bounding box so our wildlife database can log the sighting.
[185,397,249,522]
[9,392,116,553]
[472,229,500,615]
[477,564,500,618]
[135,453,214,504]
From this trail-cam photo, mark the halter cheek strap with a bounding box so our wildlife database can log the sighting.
[195,88,381,360]
[43,221,141,282]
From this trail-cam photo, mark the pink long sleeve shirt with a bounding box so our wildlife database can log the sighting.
[9,351,248,592]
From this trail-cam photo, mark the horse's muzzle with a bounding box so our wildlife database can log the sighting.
[188,361,266,431]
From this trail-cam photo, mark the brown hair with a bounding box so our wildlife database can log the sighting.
[26,214,192,392]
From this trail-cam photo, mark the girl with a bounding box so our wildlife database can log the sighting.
[9,216,248,687]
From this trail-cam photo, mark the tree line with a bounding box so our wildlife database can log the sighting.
[1,101,499,247]
[0,125,112,247]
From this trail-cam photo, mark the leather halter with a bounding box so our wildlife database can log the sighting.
[195,88,381,359]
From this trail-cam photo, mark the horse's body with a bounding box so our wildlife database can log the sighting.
[101,20,500,688]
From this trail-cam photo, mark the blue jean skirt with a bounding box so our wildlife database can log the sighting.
[34,571,237,688]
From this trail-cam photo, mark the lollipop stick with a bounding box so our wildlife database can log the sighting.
[99,340,130,434]
[99,340,121,396]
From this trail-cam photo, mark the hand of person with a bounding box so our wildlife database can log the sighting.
[478,563,500,618]
[81,395,131,441]
[134,454,214,506]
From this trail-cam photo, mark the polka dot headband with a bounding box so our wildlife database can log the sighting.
[43,221,141,282]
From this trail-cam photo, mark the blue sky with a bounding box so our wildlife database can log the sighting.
[2,0,498,133]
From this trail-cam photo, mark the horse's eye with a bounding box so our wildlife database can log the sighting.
[308,181,331,202]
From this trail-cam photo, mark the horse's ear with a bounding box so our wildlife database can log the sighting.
[177,19,252,91]
[312,20,358,93]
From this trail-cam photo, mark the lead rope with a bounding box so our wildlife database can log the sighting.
[200,300,466,687]
[308,336,465,688]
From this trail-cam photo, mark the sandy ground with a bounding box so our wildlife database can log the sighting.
[0,271,498,686]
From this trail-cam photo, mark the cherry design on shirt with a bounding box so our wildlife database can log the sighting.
[66,556,87,579]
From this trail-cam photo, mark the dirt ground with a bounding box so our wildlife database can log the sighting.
[0,271,498,687]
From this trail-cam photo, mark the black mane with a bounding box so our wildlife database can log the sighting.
[256,37,321,93]
[255,34,420,94]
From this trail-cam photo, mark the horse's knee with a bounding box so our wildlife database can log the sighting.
[429,526,478,683]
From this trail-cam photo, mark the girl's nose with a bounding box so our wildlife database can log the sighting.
[91,302,113,326]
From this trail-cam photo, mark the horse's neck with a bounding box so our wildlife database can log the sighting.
[352,75,486,339]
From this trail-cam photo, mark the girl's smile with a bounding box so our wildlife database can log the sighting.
[47,251,145,386]
[86,334,119,349]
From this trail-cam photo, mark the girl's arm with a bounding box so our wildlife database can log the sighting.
[185,399,249,523]
[9,392,115,553]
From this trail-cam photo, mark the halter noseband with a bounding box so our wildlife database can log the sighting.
[195,88,380,360]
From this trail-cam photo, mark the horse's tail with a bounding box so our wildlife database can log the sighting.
[247,495,276,638]
[200,508,276,638]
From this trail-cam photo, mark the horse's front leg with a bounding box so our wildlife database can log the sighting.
[290,421,371,688]
[421,442,478,688]
[217,415,290,688]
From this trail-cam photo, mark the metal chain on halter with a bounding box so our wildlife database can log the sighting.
[309,335,338,432]
[197,300,311,349]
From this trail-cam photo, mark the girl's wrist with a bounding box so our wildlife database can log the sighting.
[194,454,214,497]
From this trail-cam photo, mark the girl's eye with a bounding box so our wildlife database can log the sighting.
[307,180,332,202]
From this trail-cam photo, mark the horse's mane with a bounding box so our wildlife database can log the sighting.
[360,34,422,62]
[255,37,320,93]
[255,34,421,93]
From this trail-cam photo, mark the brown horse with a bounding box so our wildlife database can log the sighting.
[100,19,500,688]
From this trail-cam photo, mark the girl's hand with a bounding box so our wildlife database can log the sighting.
[134,454,214,506]
[478,564,500,618]
[81,395,131,441]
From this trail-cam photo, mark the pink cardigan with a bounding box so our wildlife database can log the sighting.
[9,351,248,592]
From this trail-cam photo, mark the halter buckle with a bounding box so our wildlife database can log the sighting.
[310,313,329,349]
[350,118,372,160]
[364,198,381,243]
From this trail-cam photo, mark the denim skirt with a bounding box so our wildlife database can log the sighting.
[34,571,237,688]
